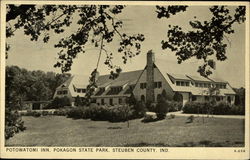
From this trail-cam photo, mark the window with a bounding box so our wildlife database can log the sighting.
[185,82,189,86]
[216,96,221,101]
[141,95,145,102]
[157,94,162,102]
[57,91,62,95]
[109,98,113,105]
[192,95,197,101]
[205,96,209,101]
[62,90,68,94]
[180,81,185,86]
[216,84,220,88]
[158,82,162,88]
[140,83,147,89]
[82,89,86,93]
[223,84,226,89]
[77,89,81,93]
[154,81,162,88]
[176,81,180,86]
[101,99,104,105]
[140,83,143,89]
[195,83,198,87]
[118,98,122,104]
[154,82,157,88]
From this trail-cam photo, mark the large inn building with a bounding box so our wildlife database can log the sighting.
[53,50,236,107]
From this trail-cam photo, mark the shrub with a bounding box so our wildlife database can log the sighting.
[155,98,168,120]
[5,109,26,139]
[41,111,49,116]
[230,105,245,115]
[66,107,86,119]
[33,112,41,117]
[108,105,135,122]
[168,101,182,112]
[133,101,146,118]
[65,104,136,122]
[183,102,210,114]
[54,109,67,116]
[46,96,72,109]
[183,101,244,115]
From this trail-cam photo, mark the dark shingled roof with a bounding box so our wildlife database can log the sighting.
[96,70,143,87]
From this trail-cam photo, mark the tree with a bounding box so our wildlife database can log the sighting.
[6,5,245,96]
[234,87,245,106]
[155,93,168,120]
[156,6,246,77]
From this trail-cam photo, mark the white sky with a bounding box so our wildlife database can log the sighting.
[6,5,246,88]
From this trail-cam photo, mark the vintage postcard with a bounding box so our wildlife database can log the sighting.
[0,0,249,159]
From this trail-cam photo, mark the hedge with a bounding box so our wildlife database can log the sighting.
[66,105,136,122]
[183,101,245,115]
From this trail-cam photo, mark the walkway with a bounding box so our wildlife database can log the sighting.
[146,111,245,119]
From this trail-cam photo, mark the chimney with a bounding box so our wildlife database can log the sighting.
[146,50,155,103]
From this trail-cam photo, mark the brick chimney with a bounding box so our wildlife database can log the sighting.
[146,50,155,103]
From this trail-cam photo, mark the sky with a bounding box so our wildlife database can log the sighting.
[6,5,246,88]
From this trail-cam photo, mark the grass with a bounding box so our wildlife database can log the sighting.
[5,116,244,147]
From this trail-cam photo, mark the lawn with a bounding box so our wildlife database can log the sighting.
[5,116,245,147]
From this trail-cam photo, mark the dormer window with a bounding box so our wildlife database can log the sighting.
[176,81,189,87]
[76,88,86,93]
[106,86,123,95]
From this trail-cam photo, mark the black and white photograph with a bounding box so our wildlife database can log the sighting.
[1,0,249,159]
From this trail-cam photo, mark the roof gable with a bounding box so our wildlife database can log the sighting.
[96,70,143,87]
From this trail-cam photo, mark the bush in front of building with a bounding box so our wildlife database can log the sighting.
[46,96,72,109]
[132,101,147,118]
[212,101,231,115]
[182,102,207,114]
[168,101,182,112]
[66,107,87,119]
[230,105,245,115]
[65,104,136,122]
[183,101,245,115]
[155,95,168,120]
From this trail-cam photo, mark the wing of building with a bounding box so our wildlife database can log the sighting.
[54,50,236,107]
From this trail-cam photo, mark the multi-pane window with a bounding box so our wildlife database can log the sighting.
[158,82,162,88]
[77,88,86,93]
[176,81,189,87]
[140,83,147,89]
[58,90,68,95]
[118,98,122,104]
[109,98,113,105]
[176,81,181,86]
[101,99,104,105]
[154,81,162,88]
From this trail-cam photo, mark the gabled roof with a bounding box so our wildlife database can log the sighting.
[96,70,143,87]
[168,73,190,81]
[93,70,143,97]
[208,77,228,83]
[156,63,235,95]
[186,75,211,82]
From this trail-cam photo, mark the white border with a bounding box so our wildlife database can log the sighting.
[0,1,249,159]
